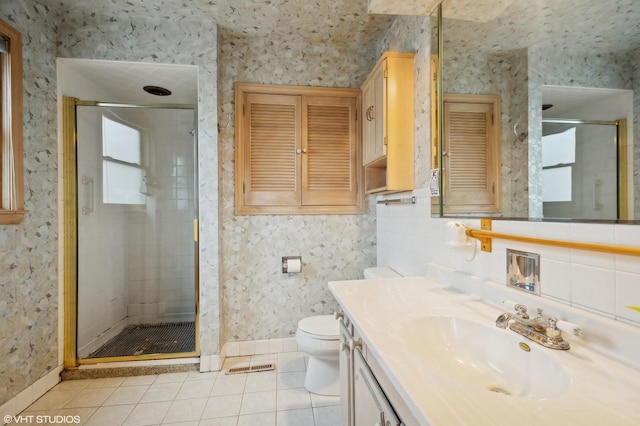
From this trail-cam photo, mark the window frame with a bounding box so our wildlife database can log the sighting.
[0,18,25,224]
[101,114,147,206]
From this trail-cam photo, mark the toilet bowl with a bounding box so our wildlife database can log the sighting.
[296,315,340,395]
[296,267,401,395]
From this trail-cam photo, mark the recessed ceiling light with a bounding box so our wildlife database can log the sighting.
[143,85,172,96]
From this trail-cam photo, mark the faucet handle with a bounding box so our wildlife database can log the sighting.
[556,319,583,337]
[515,304,529,319]
[503,299,529,318]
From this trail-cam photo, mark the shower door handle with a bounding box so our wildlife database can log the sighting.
[81,176,94,215]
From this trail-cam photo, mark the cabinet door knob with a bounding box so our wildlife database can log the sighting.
[349,337,362,351]
[339,336,349,352]
[296,149,302,154]
[302,148,308,153]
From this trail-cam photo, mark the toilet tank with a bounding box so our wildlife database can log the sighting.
[363,267,401,279]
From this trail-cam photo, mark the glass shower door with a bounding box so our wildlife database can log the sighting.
[75,104,198,360]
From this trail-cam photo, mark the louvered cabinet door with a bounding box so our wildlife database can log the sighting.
[443,94,501,212]
[242,93,301,206]
[302,96,357,206]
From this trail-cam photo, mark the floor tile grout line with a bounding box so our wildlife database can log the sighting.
[19,354,342,426]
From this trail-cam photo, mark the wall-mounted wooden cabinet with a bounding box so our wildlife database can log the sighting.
[235,83,363,215]
[361,51,415,194]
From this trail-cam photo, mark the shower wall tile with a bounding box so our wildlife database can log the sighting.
[56,12,220,355]
[125,109,196,325]
[0,1,60,407]
[218,31,378,341]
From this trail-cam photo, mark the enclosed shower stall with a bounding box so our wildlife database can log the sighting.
[73,102,198,360]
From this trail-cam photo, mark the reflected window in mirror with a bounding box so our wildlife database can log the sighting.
[542,127,575,205]
[0,18,25,224]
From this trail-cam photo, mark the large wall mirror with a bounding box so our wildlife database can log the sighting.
[433,0,640,222]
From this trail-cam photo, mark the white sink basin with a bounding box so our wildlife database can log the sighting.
[406,316,571,399]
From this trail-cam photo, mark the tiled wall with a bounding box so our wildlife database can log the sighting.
[75,106,129,357]
[126,109,196,325]
[379,198,640,328]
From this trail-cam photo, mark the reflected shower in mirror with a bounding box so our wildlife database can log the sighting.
[435,0,640,222]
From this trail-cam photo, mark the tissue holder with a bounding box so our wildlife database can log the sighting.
[282,256,302,274]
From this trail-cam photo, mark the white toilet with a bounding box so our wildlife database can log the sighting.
[295,267,401,395]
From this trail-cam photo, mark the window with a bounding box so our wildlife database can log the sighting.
[235,83,362,215]
[542,127,575,202]
[443,93,501,213]
[102,115,146,205]
[0,18,25,224]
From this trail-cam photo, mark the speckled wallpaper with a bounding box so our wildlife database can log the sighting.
[0,0,59,406]
[218,31,378,341]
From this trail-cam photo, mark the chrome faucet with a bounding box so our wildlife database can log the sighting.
[495,303,582,350]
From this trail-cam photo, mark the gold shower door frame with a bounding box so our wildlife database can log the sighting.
[62,96,200,367]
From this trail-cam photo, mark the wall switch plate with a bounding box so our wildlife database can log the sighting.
[506,249,540,295]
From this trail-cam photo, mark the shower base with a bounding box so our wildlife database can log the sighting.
[86,321,195,358]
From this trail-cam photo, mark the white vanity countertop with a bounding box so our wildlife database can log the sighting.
[329,276,640,426]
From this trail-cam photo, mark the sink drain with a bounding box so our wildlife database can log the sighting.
[487,384,511,395]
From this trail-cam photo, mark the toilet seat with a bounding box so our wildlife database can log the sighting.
[297,315,339,340]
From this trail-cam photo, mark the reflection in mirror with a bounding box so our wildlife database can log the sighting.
[435,0,640,222]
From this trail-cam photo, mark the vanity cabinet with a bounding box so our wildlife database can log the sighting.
[354,348,401,426]
[361,51,415,194]
[338,310,416,426]
[339,318,354,426]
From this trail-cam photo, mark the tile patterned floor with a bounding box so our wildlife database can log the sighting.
[18,352,340,426]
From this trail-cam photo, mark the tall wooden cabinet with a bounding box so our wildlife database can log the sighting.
[361,51,415,194]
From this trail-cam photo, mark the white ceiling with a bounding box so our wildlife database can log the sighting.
[60,59,198,105]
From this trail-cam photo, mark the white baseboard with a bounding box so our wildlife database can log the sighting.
[200,337,299,372]
[1,365,63,422]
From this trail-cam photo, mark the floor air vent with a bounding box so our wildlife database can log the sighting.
[225,363,276,375]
